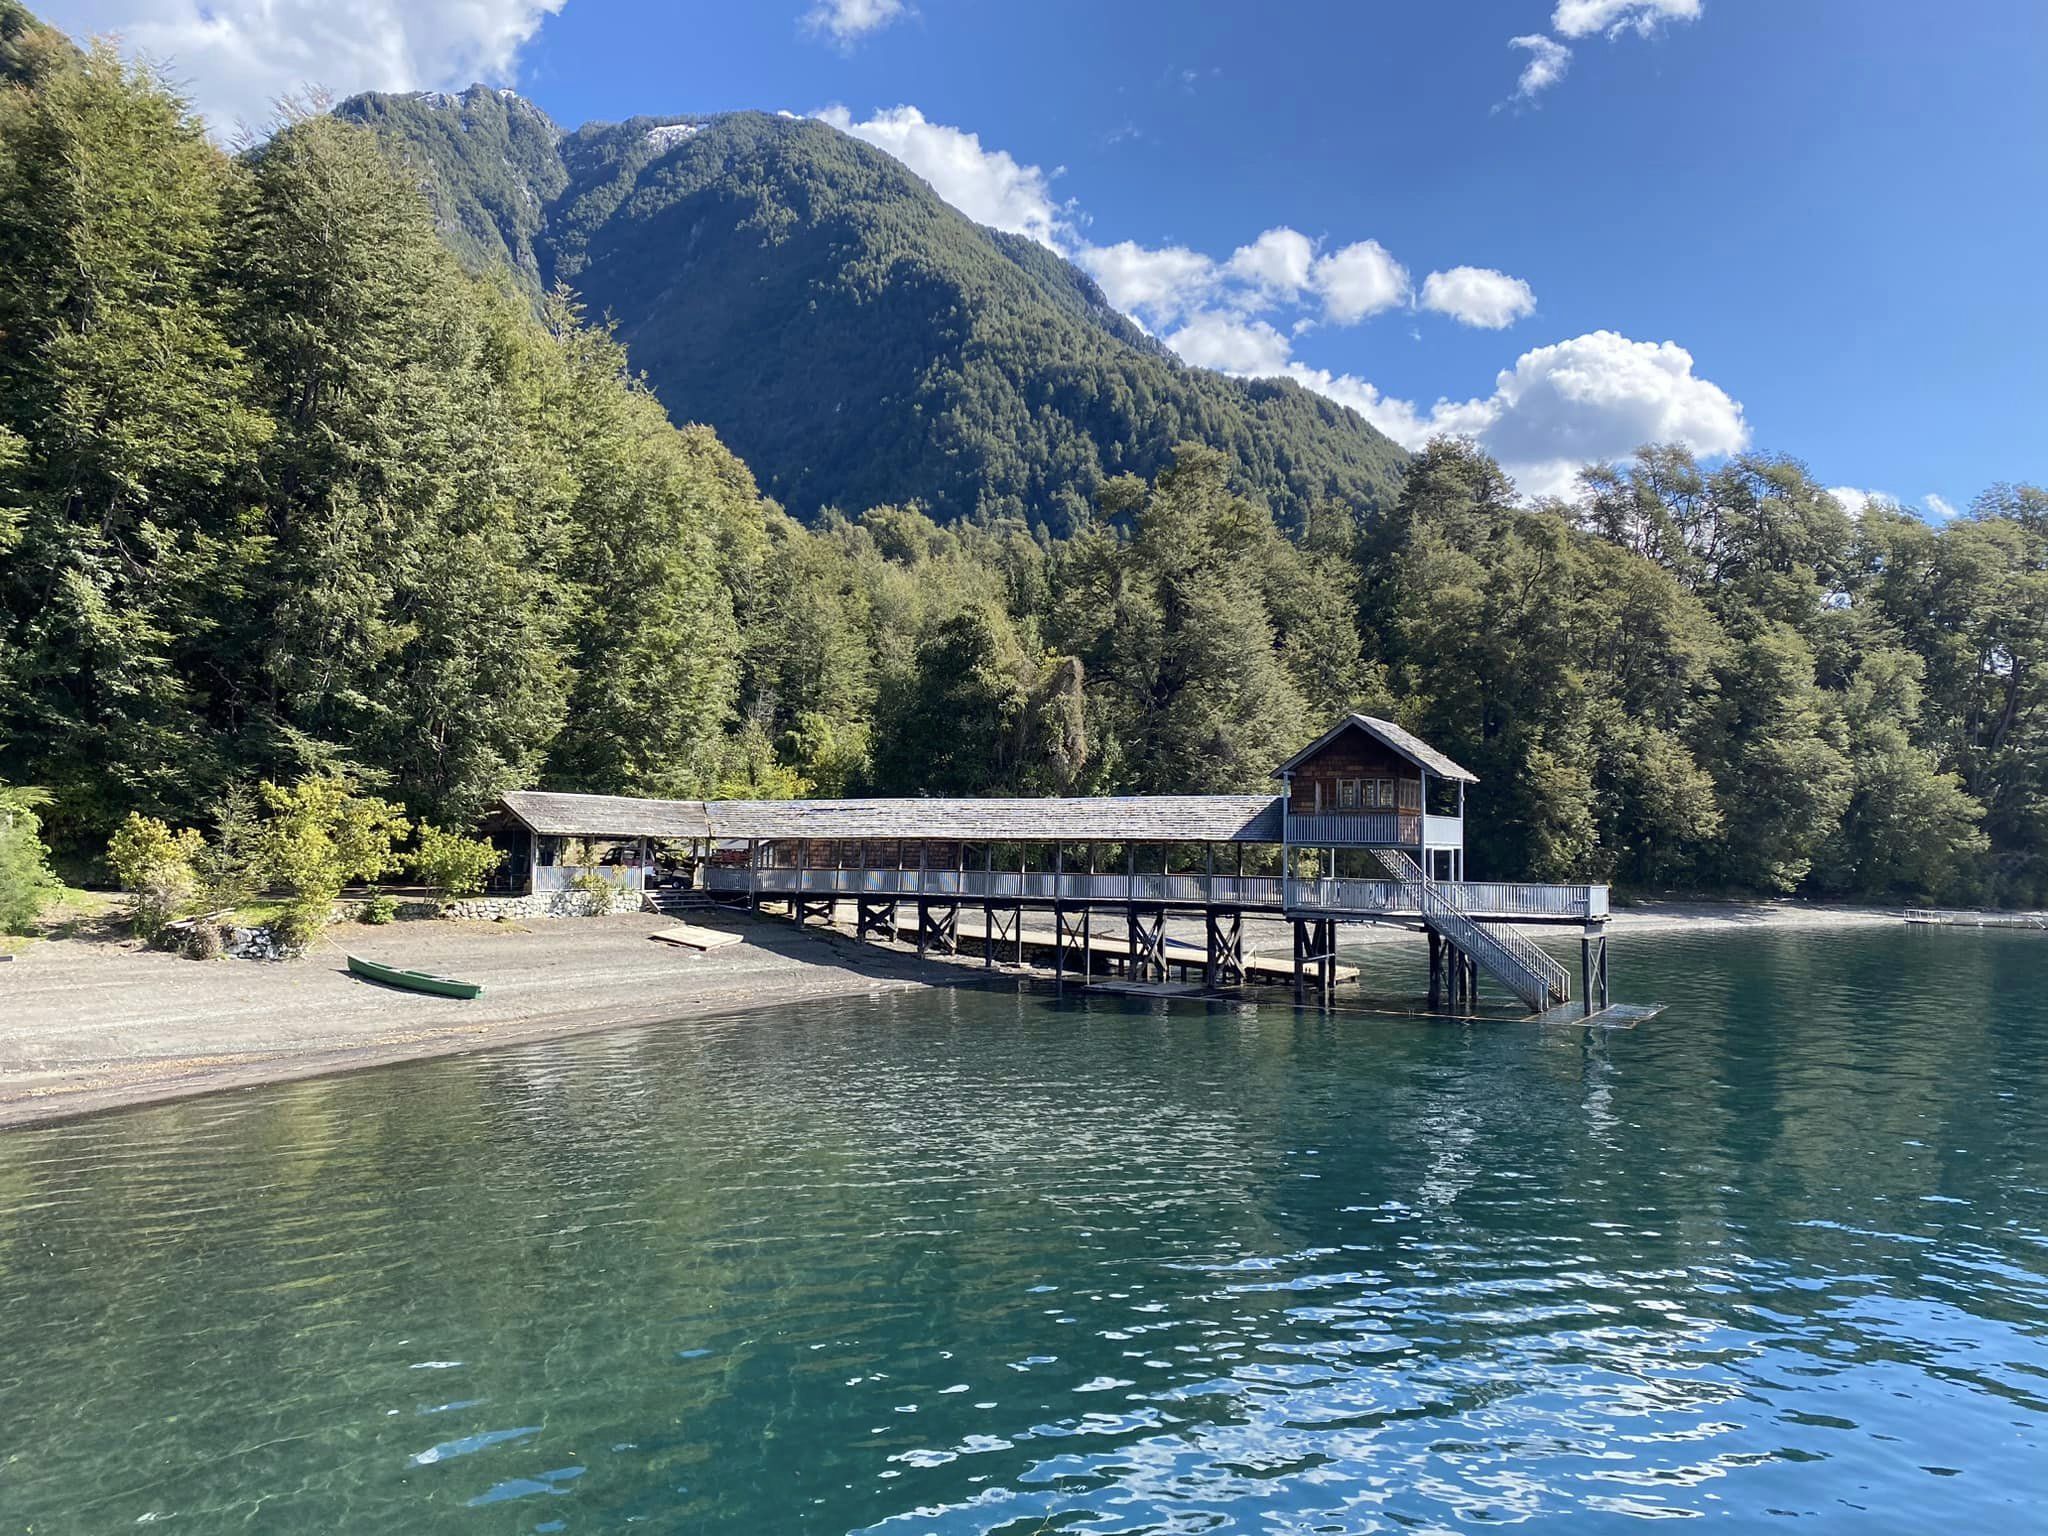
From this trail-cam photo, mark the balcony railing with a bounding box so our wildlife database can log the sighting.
[1285,811,1420,846]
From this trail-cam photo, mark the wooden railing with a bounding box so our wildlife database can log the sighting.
[702,865,1604,920]
[1373,849,1571,1009]
[1285,811,1420,846]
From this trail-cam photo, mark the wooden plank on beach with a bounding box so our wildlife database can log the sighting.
[649,923,745,951]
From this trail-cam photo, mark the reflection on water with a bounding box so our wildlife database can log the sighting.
[0,928,2044,1532]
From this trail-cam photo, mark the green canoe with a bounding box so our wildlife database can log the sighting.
[346,954,482,1000]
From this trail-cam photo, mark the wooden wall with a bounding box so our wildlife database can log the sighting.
[1287,735,1422,814]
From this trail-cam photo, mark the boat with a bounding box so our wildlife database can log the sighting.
[346,954,483,999]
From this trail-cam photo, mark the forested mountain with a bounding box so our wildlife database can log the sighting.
[4,9,2047,915]
[334,91,1409,532]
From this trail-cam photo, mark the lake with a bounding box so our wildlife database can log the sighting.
[1,926,2044,1532]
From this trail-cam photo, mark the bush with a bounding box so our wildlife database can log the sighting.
[107,813,205,943]
[358,893,398,924]
[567,870,616,896]
[257,775,408,910]
[193,782,265,909]
[269,900,331,955]
[411,825,502,896]
[0,786,60,935]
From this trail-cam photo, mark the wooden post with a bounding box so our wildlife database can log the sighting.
[1053,844,1065,985]
[1428,928,1443,1009]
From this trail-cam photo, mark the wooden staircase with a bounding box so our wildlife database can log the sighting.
[1371,850,1571,1011]
[645,887,717,917]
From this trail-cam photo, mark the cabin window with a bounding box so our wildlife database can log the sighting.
[1338,779,1361,810]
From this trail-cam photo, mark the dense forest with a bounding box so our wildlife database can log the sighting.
[333,86,1411,534]
[3,6,2046,910]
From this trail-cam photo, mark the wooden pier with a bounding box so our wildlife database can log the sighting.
[486,713,1626,1021]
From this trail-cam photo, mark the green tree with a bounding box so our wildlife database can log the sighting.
[0,782,59,933]
[412,824,505,896]
[0,40,269,834]
[106,812,204,941]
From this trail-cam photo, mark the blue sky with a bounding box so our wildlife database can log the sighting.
[45,0,2048,512]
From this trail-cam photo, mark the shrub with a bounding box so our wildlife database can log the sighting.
[269,900,330,954]
[411,825,502,896]
[358,893,398,924]
[192,782,265,909]
[0,785,60,935]
[257,775,408,908]
[567,870,616,896]
[107,813,205,943]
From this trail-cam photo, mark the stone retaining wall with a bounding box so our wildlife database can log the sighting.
[441,887,646,922]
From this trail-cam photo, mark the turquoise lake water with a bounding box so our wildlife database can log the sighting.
[1,927,2045,1533]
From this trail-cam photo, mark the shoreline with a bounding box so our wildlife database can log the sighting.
[1,897,1915,1131]
[0,911,969,1132]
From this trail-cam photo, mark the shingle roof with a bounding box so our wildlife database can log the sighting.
[706,795,1285,843]
[1273,714,1479,784]
[500,790,711,839]
[496,790,1285,844]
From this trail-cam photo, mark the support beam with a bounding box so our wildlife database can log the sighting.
[1127,906,1167,982]
[856,897,896,944]
[920,901,958,956]
[1204,908,1246,988]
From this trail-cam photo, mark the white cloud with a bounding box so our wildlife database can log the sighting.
[1552,0,1702,39]
[1472,331,1748,495]
[815,104,1066,249]
[1828,487,1885,519]
[1420,266,1537,329]
[1923,493,1959,521]
[1164,312,1293,376]
[1508,34,1572,101]
[44,0,563,135]
[1312,240,1410,324]
[1075,241,1215,326]
[1162,317,1745,500]
[1225,226,1317,303]
[804,0,907,45]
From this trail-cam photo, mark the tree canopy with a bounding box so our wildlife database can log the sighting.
[1,19,2042,910]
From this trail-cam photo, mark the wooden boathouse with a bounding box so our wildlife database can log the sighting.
[487,714,1612,1017]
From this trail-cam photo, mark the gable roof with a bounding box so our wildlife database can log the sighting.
[1273,714,1479,784]
[499,790,711,839]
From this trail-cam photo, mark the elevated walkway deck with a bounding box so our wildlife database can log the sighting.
[706,867,1605,925]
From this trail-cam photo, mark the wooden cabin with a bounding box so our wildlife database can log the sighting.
[1275,714,1477,880]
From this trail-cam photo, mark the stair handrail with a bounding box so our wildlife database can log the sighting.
[1372,850,1570,1006]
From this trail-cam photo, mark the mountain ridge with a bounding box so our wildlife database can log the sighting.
[336,90,1409,531]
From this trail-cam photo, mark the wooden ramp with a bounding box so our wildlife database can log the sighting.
[1088,979,1213,1000]
[1528,1000,1666,1029]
